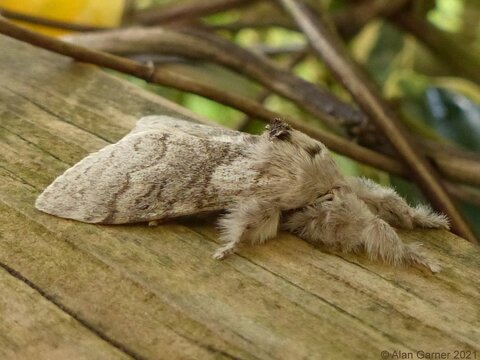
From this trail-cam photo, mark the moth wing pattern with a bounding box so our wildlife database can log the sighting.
[35,116,260,224]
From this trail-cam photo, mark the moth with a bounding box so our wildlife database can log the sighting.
[36,116,448,272]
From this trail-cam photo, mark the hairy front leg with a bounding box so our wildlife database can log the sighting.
[347,177,449,230]
[213,199,281,259]
[283,192,441,272]
[212,119,297,259]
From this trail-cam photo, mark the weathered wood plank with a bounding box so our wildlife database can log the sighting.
[0,267,132,360]
[190,225,480,343]
[0,35,211,142]
[0,33,479,360]
[0,173,254,360]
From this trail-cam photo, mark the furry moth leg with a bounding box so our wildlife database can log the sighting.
[348,177,449,230]
[283,192,441,272]
[363,218,441,273]
[213,199,281,260]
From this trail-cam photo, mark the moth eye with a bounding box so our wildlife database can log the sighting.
[387,209,400,218]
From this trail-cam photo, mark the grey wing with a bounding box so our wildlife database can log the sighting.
[132,115,256,143]
[36,126,259,224]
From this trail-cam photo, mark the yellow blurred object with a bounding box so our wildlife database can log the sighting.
[0,0,125,36]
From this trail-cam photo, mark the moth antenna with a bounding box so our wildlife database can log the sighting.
[267,118,292,141]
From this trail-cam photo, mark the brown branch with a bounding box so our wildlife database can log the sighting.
[277,0,477,243]
[121,0,138,25]
[236,49,309,131]
[415,137,480,190]
[0,7,112,32]
[391,12,480,85]
[445,184,480,209]
[247,43,306,57]
[333,0,408,39]
[432,154,480,190]
[206,19,297,32]
[131,0,257,26]
[0,16,479,211]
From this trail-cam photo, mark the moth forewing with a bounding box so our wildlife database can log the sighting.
[35,116,262,224]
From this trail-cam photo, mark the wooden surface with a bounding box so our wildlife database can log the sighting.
[0,34,479,360]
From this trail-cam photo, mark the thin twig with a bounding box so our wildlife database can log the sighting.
[0,7,112,32]
[236,49,309,131]
[132,0,257,26]
[277,0,477,243]
[233,0,410,128]
[445,184,480,209]
[333,0,408,39]
[247,43,306,57]
[206,19,297,32]
[0,16,478,210]
[121,0,138,25]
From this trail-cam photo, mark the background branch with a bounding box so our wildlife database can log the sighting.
[131,0,257,26]
[333,0,408,39]
[2,16,480,188]
[236,49,308,131]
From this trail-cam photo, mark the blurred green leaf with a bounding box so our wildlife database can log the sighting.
[428,0,464,32]
[422,87,480,152]
[362,22,405,85]
[182,94,243,127]
[396,78,480,152]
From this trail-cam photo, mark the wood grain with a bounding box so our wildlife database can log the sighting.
[0,267,131,360]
